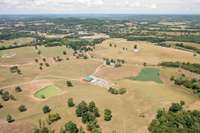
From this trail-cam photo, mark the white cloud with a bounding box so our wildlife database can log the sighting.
[0,0,199,14]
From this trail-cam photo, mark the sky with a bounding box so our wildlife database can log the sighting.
[0,0,199,14]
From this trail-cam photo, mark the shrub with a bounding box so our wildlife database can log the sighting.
[1,91,10,101]
[104,109,112,121]
[42,105,51,113]
[66,81,73,87]
[68,98,75,107]
[34,119,52,133]
[18,105,27,112]
[118,88,127,95]
[46,113,61,125]
[0,103,3,109]
[15,86,22,92]
[10,95,16,101]
[169,102,183,113]
[6,114,14,123]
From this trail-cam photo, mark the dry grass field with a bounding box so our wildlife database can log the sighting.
[93,39,200,65]
[0,37,33,47]
[0,38,200,133]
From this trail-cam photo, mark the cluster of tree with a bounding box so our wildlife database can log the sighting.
[46,113,61,125]
[171,76,200,95]
[175,43,200,54]
[109,43,117,48]
[73,51,88,59]
[108,87,127,95]
[44,38,65,47]
[0,89,16,101]
[104,58,125,68]
[60,121,79,133]
[10,66,22,75]
[75,101,102,132]
[0,31,31,40]
[66,38,104,51]
[35,57,50,70]
[160,62,200,74]
[148,101,200,133]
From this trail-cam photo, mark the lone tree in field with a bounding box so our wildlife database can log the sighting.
[18,105,27,112]
[0,103,3,109]
[37,50,41,55]
[42,105,51,113]
[68,98,75,107]
[6,114,15,123]
[104,109,112,121]
[39,66,43,70]
[1,91,10,101]
[134,44,138,49]
[63,51,67,55]
[42,58,46,62]
[45,63,50,67]
[15,86,22,92]
[35,59,39,63]
[66,81,73,87]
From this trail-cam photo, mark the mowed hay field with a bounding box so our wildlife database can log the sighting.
[0,38,200,133]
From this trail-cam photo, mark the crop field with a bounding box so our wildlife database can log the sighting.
[130,67,163,83]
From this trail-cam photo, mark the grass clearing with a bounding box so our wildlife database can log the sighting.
[130,67,163,83]
[34,85,63,99]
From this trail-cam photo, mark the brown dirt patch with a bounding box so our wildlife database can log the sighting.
[94,64,142,81]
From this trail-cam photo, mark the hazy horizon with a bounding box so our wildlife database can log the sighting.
[0,0,200,15]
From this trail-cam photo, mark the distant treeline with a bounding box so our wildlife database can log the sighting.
[175,43,200,54]
[126,36,165,43]
[171,35,200,44]
[0,32,31,40]
[160,62,200,74]
[125,35,200,44]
